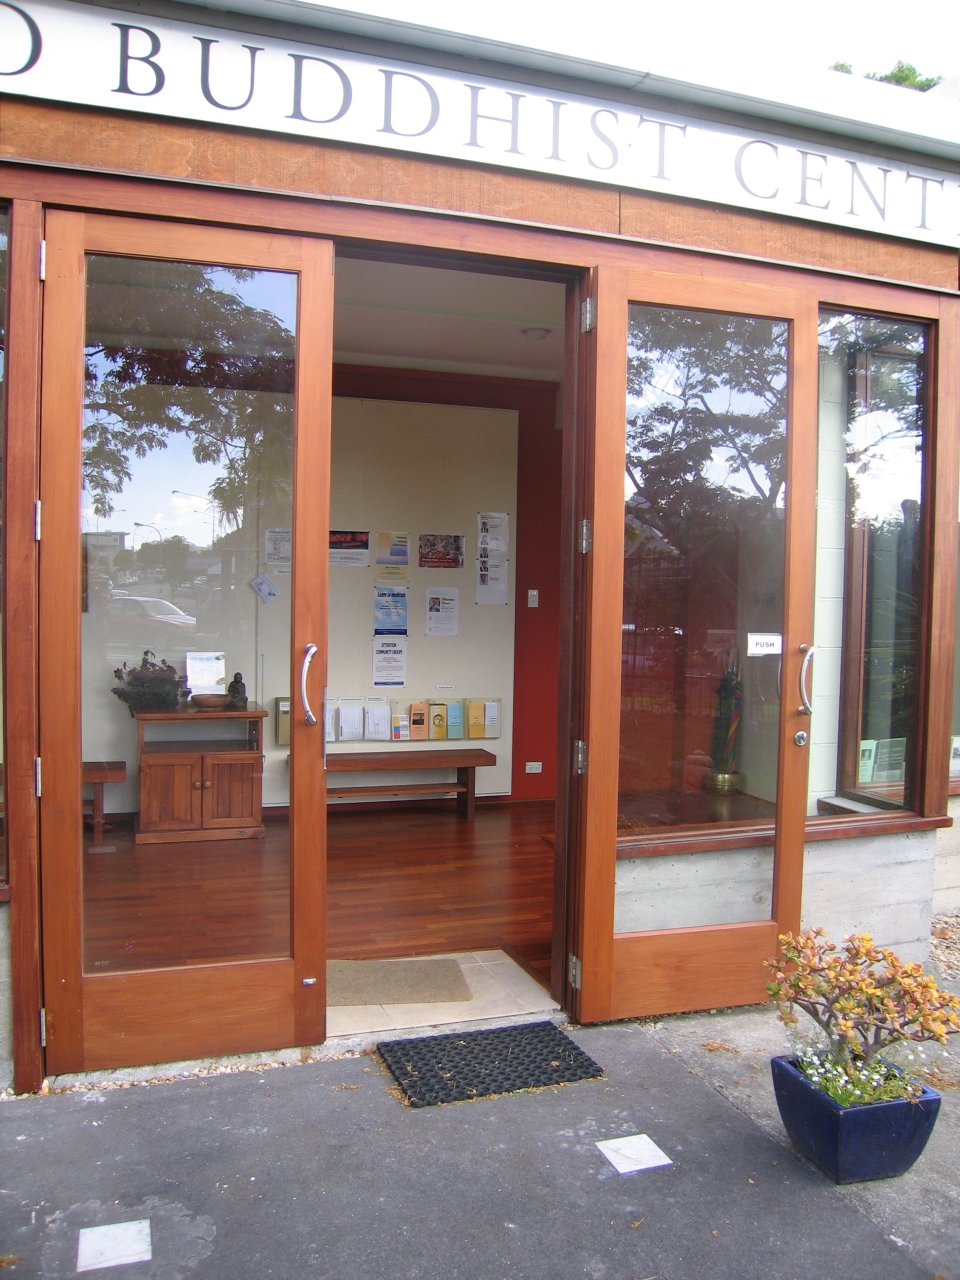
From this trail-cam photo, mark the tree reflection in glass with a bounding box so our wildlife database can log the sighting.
[620,306,788,833]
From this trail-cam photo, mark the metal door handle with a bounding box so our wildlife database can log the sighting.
[300,643,318,726]
[798,645,815,716]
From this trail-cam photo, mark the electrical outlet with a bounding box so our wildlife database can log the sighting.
[525,761,543,774]
[527,589,539,607]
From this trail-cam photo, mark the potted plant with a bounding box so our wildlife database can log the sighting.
[112,650,187,715]
[764,928,960,1183]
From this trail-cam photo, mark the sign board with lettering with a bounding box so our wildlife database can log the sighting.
[1,1,957,247]
[746,632,783,657]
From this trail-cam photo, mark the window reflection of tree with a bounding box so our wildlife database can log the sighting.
[81,256,296,649]
[820,313,926,809]
[621,306,787,824]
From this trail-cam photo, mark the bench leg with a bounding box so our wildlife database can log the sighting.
[86,782,116,853]
[456,767,476,821]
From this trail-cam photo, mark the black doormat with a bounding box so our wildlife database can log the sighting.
[377,1020,604,1108]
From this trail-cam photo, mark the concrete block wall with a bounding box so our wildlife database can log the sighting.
[934,797,960,914]
[616,828,938,965]
[801,828,936,964]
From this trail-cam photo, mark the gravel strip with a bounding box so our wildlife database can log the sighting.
[931,911,960,979]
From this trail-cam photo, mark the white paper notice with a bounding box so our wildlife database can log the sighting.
[185,651,226,694]
[364,701,391,741]
[373,636,407,687]
[325,701,338,743]
[264,528,292,571]
[477,511,509,604]
[425,588,459,636]
[249,573,280,603]
[337,700,364,741]
[478,512,509,554]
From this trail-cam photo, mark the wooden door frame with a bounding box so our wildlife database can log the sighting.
[572,268,818,1022]
[37,212,331,1073]
[4,165,956,1089]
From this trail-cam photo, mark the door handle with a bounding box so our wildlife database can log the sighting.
[798,644,815,716]
[300,643,318,726]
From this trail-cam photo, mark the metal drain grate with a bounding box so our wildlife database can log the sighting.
[377,1020,604,1107]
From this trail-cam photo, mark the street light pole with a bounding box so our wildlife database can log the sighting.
[171,490,217,548]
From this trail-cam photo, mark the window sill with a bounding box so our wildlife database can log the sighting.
[615,811,952,859]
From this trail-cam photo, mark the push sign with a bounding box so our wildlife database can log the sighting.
[747,632,782,656]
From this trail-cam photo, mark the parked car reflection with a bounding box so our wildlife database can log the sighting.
[108,594,197,651]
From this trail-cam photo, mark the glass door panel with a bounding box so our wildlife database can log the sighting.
[616,305,788,930]
[80,255,297,971]
[40,214,331,1073]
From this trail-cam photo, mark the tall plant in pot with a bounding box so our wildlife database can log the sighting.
[765,928,960,1183]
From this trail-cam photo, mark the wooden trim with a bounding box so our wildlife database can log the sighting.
[289,235,333,1049]
[0,163,954,305]
[37,210,88,1076]
[771,294,819,933]
[1,99,956,287]
[607,921,778,1021]
[615,810,951,859]
[921,296,960,815]
[4,199,44,1094]
[574,263,629,1023]
[81,962,296,1072]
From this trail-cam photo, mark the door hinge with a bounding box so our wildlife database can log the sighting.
[574,740,587,775]
[578,518,592,554]
[580,296,597,333]
[40,1007,47,1047]
[39,239,46,282]
[35,499,42,542]
[568,954,582,990]
[35,757,42,798]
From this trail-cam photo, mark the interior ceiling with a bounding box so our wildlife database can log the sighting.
[333,257,567,382]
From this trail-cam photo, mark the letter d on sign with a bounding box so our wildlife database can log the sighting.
[0,1,42,76]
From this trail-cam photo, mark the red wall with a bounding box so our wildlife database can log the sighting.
[333,367,562,800]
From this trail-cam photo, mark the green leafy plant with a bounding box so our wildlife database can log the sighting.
[112,651,186,716]
[765,929,960,1105]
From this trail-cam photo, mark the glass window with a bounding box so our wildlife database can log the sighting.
[811,313,927,815]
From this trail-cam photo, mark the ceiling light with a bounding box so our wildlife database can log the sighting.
[521,326,552,340]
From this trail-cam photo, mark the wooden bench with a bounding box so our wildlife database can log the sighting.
[0,759,127,851]
[326,748,496,820]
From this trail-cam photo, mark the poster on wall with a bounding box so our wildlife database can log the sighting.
[478,512,509,553]
[476,511,509,604]
[375,531,409,566]
[426,587,459,636]
[419,533,465,568]
[374,584,408,635]
[373,636,407,687]
[264,528,292,572]
[330,530,370,566]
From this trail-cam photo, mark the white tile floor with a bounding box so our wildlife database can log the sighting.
[326,950,559,1038]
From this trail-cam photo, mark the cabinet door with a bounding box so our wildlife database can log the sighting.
[140,754,203,833]
[202,752,263,830]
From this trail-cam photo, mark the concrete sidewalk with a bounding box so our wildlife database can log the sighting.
[1,1004,958,1280]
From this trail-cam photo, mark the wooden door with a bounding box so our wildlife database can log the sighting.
[39,213,332,1073]
[567,264,815,1022]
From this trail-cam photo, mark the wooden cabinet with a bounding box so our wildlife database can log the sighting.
[134,706,267,844]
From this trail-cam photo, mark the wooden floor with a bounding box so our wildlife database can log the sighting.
[82,800,557,985]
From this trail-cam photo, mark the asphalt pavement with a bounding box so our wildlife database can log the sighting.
[2,999,959,1280]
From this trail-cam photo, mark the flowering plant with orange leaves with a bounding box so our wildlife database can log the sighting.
[765,929,960,1105]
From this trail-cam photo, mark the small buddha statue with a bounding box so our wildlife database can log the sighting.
[227,672,248,709]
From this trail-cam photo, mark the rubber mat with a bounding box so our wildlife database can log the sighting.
[377,1020,604,1107]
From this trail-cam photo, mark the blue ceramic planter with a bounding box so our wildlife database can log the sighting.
[770,1055,941,1184]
